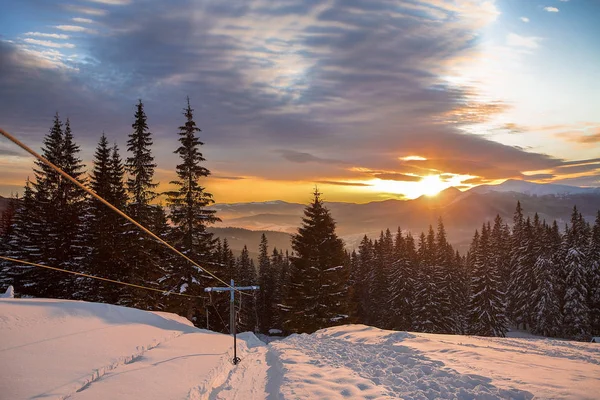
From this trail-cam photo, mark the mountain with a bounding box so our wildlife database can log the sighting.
[207,183,600,253]
[207,227,293,258]
[468,179,600,196]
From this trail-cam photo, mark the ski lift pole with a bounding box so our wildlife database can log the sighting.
[205,279,260,365]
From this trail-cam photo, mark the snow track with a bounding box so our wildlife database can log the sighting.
[270,326,533,399]
[3,299,598,399]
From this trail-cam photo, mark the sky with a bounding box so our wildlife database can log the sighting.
[0,0,599,203]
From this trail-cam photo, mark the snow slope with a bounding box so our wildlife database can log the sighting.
[1,299,599,399]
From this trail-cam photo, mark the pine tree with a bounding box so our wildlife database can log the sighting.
[26,115,87,299]
[469,223,508,337]
[126,100,158,220]
[4,181,43,292]
[509,214,537,329]
[369,229,394,328]
[588,211,600,336]
[435,218,458,333]
[412,229,443,333]
[165,98,220,318]
[257,234,277,332]
[236,245,258,332]
[507,201,524,324]
[121,100,165,309]
[0,194,18,289]
[356,235,374,324]
[388,227,414,331]
[532,225,562,337]
[562,206,590,339]
[284,189,349,333]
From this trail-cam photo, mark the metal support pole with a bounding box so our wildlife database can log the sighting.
[205,279,259,365]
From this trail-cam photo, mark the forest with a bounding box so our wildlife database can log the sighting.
[1,99,599,341]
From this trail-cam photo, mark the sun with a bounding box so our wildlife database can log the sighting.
[367,174,449,199]
[419,175,447,197]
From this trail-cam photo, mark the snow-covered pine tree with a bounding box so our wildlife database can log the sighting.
[436,218,459,333]
[370,229,394,328]
[257,234,277,332]
[27,115,87,299]
[388,227,414,331]
[562,206,590,339]
[509,216,537,330]
[507,201,524,324]
[87,134,118,302]
[490,215,509,326]
[236,245,258,332]
[588,211,600,336]
[355,235,374,325]
[468,223,508,337]
[122,100,167,309]
[412,229,443,333]
[532,224,562,337]
[0,194,18,289]
[284,189,349,334]
[164,98,219,320]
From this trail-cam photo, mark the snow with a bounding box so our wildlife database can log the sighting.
[2,299,599,399]
[1,285,14,298]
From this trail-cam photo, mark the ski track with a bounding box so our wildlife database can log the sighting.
[269,328,534,400]
[62,331,183,399]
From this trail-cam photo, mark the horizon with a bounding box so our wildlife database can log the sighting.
[1,0,599,203]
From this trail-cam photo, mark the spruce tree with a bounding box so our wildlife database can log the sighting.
[4,181,43,293]
[588,211,600,336]
[165,98,219,318]
[388,227,414,331]
[236,245,258,332]
[257,233,277,332]
[562,206,590,339]
[27,115,87,299]
[356,235,374,324]
[469,223,508,337]
[509,215,537,330]
[532,225,562,337]
[122,100,165,309]
[284,189,349,333]
[507,201,525,324]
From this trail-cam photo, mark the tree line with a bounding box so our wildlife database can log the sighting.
[346,203,600,340]
[0,102,599,340]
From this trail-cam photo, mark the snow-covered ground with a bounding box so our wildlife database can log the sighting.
[1,298,599,399]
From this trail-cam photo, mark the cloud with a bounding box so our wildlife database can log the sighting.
[1,0,586,199]
[556,128,600,144]
[55,25,97,34]
[520,17,530,23]
[373,173,422,182]
[86,0,131,5]
[316,180,373,187]
[278,150,346,165]
[25,32,70,39]
[211,175,246,180]
[524,173,555,180]
[544,7,559,12]
[23,39,76,49]
[64,5,108,16]
[507,33,542,49]
[73,18,94,24]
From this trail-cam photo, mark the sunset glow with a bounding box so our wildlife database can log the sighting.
[0,0,599,202]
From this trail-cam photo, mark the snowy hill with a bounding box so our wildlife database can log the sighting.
[467,179,600,196]
[1,298,599,399]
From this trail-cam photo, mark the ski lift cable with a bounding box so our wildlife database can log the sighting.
[0,127,250,296]
[0,255,202,298]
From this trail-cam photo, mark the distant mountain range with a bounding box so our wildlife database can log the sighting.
[208,180,600,254]
[1,180,599,255]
